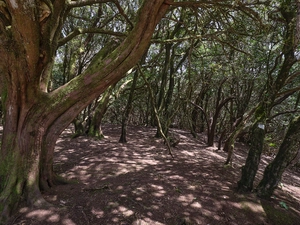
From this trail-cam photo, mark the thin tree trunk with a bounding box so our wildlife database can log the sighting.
[191,90,206,138]
[140,65,174,158]
[119,71,139,143]
[207,79,233,146]
[224,107,256,165]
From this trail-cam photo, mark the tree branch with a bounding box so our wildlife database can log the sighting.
[188,100,210,130]
[112,0,134,29]
[269,109,300,120]
[67,0,113,8]
[139,64,175,159]
[58,28,126,47]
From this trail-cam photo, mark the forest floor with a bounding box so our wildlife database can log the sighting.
[7,124,300,225]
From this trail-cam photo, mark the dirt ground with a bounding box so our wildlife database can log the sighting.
[7,124,300,225]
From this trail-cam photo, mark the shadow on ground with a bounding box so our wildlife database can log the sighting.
[9,125,300,225]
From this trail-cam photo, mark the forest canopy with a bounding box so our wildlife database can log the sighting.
[0,0,299,223]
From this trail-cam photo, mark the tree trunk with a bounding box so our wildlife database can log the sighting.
[207,79,232,146]
[224,107,256,165]
[237,118,266,192]
[72,117,85,138]
[256,116,300,198]
[237,1,296,192]
[119,71,139,143]
[0,1,172,222]
[87,86,114,139]
[191,90,206,138]
[0,98,57,219]
[224,119,245,165]
[39,126,69,192]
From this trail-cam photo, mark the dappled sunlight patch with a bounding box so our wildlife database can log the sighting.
[187,184,197,191]
[137,158,160,165]
[204,150,226,160]
[177,194,197,206]
[132,218,165,225]
[62,218,76,225]
[281,183,300,202]
[150,184,164,191]
[135,196,143,201]
[19,124,296,225]
[118,206,134,217]
[59,156,70,161]
[26,209,53,218]
[190,201,202,208]
[201,208,214,217]
[47,214,60,222]
[116,185,124,190]
[180,150,196,157]
[169,174,185,181]
[24,209,62,223]
[241,200,266,214]
[91,208,105,218]
[151,205,160,210]
[152,189,166,197]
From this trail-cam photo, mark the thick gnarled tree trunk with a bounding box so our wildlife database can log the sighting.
[0,1,171,222]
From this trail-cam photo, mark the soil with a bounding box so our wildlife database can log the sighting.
[7,124,300,225]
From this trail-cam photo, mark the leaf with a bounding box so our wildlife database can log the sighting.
[279,201,288,210]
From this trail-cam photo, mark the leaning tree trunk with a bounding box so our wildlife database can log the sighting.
[0,1,171,223]
[256,116,300,198]
[237,1,297,192]
[223,120,245,165]
[237,117,266,192]
[224,106,256,165]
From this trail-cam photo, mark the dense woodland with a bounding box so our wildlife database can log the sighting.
[0,0,300,224]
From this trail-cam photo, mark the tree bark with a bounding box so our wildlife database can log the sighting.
[237,117,266,192]
[87,87,113,139]
[191,89,207,138]
[207,79,232,146]
[256,116,300,198]
[224,107,256,165]
[119,71,139,143]
[237,0,297,192]
[0,1,172,222]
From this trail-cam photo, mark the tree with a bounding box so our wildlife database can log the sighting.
[0,0,171,222]
[0,0,286,223]
[237,0,298,192]
[86,86,115,138]
[119,70,139,143]
[256,115,300,198]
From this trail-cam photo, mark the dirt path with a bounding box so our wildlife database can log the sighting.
[8,124,300,225]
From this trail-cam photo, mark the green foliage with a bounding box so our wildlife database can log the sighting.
[279,201,288,210]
